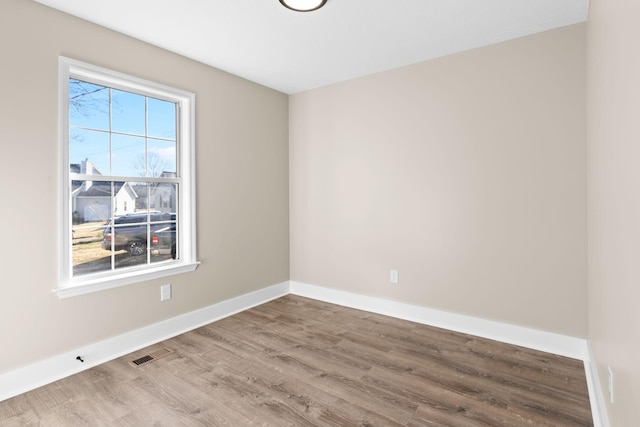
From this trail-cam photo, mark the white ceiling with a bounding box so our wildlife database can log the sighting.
[34,0,589,94]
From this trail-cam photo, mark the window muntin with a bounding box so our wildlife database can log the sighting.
[59,57,197,297]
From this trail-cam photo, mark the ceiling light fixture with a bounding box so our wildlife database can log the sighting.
[279,0,327,12]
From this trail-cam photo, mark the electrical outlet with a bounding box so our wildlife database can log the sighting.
[608,366,615,404]
[390,269,399,284]
[160,284,172,302]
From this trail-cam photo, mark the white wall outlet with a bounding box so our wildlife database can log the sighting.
[390,269,399,284]
[160,284,172,302]
[608,365,615,404]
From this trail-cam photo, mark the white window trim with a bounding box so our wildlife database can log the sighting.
[56,57,199,299]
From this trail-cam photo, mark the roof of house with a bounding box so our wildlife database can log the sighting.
[70,162,138,198]
[74,181,134,198]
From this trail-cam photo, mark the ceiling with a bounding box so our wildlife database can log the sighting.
[34,0,589,94]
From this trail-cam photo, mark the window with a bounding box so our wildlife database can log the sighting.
[58,57,198,298]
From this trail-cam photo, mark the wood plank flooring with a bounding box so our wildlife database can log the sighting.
[1,295,593,426]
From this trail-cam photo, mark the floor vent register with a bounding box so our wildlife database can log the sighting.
[130,348,173,367]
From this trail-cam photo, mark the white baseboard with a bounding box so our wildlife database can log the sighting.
[584,344,611,427]
[0,281,289,402]
[290,281,589,360]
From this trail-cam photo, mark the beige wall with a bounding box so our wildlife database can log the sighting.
[290,24,587,337]
[0,0,289,374]
[587,0,640,424]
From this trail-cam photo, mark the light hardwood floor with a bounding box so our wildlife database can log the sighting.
[1,295,593,426]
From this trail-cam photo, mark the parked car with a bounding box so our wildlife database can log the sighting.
[102,212,176,257]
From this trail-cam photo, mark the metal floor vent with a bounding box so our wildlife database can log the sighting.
[130,348,173,367]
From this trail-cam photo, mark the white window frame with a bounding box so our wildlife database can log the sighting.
[57,57,199,298]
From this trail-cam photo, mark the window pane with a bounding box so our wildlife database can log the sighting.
[72,180,113,223]
[106,181,149,269]
[111,89,146,135]
[150,184,177,262]
[148,98,176,140]
[69,79,109,131]
[69,129,110,175]
[72,229,112,277]
[148,139,177,176]
[132,182,148,212]
[112,134,146,177]
[151,218,176,262]
[71,180,112,277]
[111,214,149,268]
[149,183,176,213]
[112,181,138,217]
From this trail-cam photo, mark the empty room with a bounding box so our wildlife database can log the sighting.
[0,0,638,425]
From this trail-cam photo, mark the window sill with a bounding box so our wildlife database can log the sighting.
[54,261,200,299]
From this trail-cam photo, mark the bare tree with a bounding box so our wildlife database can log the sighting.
[69,79,109,118]
[134,152,168,178]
